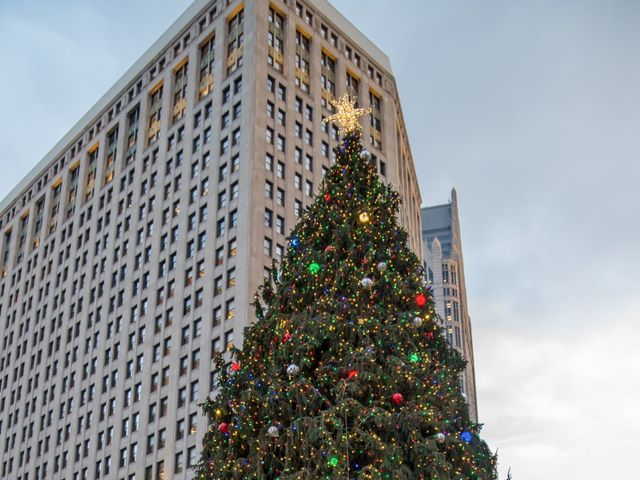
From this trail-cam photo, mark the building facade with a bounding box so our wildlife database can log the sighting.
[0,1,422,479]
[422,189,478,423]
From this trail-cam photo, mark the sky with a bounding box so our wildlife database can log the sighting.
[1,0,639,477]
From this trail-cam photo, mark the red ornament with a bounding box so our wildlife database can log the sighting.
[231,362,241,372]
[218,422,230,433]
[415,293,427,307]
[391,393,404,405]
[347,370,358,379]
[425,331,435,340]
[283,331,292,343]
[324,245,335,253]
[324,193,331,202]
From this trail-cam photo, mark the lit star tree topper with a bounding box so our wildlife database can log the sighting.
[323,94,372,136]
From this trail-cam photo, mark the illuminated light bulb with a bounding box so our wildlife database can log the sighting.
[358,212,370,224]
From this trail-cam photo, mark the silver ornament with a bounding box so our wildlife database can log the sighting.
[360,149,371,161]
[267,426,279,437]
[376,261,387,272]
[361,277,374,289]
[413,316,424,327]
[286,363,300,377]
[435,433,446,443]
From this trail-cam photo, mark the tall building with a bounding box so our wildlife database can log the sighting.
[421,188,478,423]
[0,1,422,479]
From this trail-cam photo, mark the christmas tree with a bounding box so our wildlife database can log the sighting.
[196,95,497,479]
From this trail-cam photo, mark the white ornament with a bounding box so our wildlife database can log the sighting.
[361,277,374,289]
[360,149,371,161]
[435,433,446,443]
[286,364,300,377]
[413,316,424,327]
[267,426,279,437]
[376,261,387,273]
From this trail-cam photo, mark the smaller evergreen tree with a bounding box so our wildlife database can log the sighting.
[196,95,497,479]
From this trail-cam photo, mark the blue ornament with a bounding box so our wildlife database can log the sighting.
[291,237,300,248]
[460,431,473,444]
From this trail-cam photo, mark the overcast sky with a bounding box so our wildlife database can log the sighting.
[1,1,639,478]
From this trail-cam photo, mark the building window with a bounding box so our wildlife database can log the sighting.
[264,208,273,228]
[346,71,359,101]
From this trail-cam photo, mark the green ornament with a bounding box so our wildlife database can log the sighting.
[329,455,339,467]
[409,353,420,363]
[308,262,321,275]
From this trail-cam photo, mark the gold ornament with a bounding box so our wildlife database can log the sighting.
[323,94,372,135]
[358,212,370,224]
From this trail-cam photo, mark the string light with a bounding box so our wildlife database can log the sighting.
[195,98,497,479]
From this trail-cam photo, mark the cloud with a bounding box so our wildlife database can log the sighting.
[476,301,640,478]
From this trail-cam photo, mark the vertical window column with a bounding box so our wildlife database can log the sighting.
[148,83,163,144]
[268,7,285,72]
[173,61,188,122]
[226,8,244,75]
[320,50,336,108]
[199,35,215,99]
[104,127,118,186]
[125,104,140,165]
[369,89,382,149]
[295,30,311,92]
